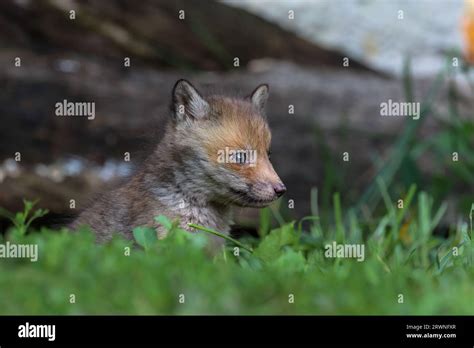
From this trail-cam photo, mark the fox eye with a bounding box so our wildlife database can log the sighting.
[235,152,247,164]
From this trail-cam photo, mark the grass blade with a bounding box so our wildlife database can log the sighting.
[189,223,253,253]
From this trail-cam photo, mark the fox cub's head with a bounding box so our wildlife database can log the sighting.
[169,79,286,207]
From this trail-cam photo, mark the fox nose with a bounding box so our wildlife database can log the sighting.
[273,182,287,197]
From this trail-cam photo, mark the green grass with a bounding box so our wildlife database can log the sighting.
[0,197,472,315]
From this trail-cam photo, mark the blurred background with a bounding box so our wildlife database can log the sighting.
[0,0,473,235]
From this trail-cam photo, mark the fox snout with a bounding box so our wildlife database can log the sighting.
[244,179,286,207]
[273,182,287,197]
[256,158,286,198]
[255,180,287,199]
[246,160,286,206]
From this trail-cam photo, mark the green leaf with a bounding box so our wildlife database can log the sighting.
[154,215,173,230]
[272,249,306,273]
[254,222,297,262]
[132,226,158,250]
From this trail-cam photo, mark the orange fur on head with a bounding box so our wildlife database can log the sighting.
[200,97,273,182]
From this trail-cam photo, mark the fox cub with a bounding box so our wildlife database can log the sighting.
[71,80,286,243]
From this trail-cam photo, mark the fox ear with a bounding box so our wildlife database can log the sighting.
[172,79,209,121]
[249,84,269,114]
